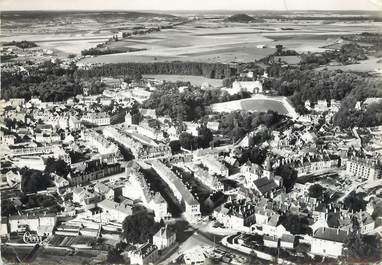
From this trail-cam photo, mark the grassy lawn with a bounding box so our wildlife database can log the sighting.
[240,99,289,114]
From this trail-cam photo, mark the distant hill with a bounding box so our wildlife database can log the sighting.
[1,11,181,35]
[225,13,256,23]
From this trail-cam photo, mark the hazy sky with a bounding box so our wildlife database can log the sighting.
[1,0,381,11]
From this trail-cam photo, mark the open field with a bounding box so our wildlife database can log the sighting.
[3,11,381,62]
[0,11,180,56]
[0,33,111,55]
[241,99,289,113]
[317,56,382,73]
[143,74,223,87]
[211,95,298,118]
[79,18,382,64]
[80,25,277,63]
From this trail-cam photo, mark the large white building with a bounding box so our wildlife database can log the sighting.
[81,112,110,126]
[9,213,57,237]
[230,80,263,95]
[346,157,381,182]
[153,226,176,250]
[98,199,133,223]
[310,227,348,258]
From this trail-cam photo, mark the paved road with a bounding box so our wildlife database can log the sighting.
[337,180,367,202]
[159,220,255,265]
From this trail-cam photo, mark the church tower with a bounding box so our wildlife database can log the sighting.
[263,156,274,179]
[125,111,132,126]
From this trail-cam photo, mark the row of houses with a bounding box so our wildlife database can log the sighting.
[280,153,340,177]
[186,163,224,192]
[3,144,71,164]
[68,161,123,186]
[150,160,201,223]
[103,126,171,159]
[82,130,119,155]
[81,112,111,126]
[125,166,170,222]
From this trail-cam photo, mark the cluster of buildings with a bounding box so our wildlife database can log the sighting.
[103,126,171,159]
[223,71,268,95]
[1,64,382,265]
[216,178,378,259]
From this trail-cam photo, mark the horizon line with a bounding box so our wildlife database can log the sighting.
[1,9,381,12]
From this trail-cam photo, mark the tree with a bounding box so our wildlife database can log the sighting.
[276,44,284,55]
[121,211,160,244]
[107,247,124,264]
[197,126,213,148]
[131,71,143,82]
[308,184,325,198]
[344,191,366,212]
[179,132,198,150]
[279,214,312,235]
[238,147,268,165]
[249,147,268,165]
[344,232,381,262]
[223,77,236,88]
[231,126,246,142]
[44,158,70,177]
[249,127,272,146]
[275,165,297,192]
[169,140,181,154]
[20,168,51,193]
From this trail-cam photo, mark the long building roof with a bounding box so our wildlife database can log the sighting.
[151,160,198,206]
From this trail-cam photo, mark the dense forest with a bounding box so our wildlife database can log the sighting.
[216,110,283,142]
[1,60,235,102]
[267,65,380,108]
[342,32,382,52]
[81,47,145,56]
[142,82,250,121]
[177,110,282,150]
[299,43,368,68]
[1,60,81,101]
[225,14,264,23]
[333,98,382,128]
[75,62,236,79]
[264,62,382,127]
[3,40,38,49]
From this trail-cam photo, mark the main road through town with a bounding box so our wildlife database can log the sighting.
[159,218,266,265]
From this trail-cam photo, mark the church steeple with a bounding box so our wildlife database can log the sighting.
[263,156,274,179]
